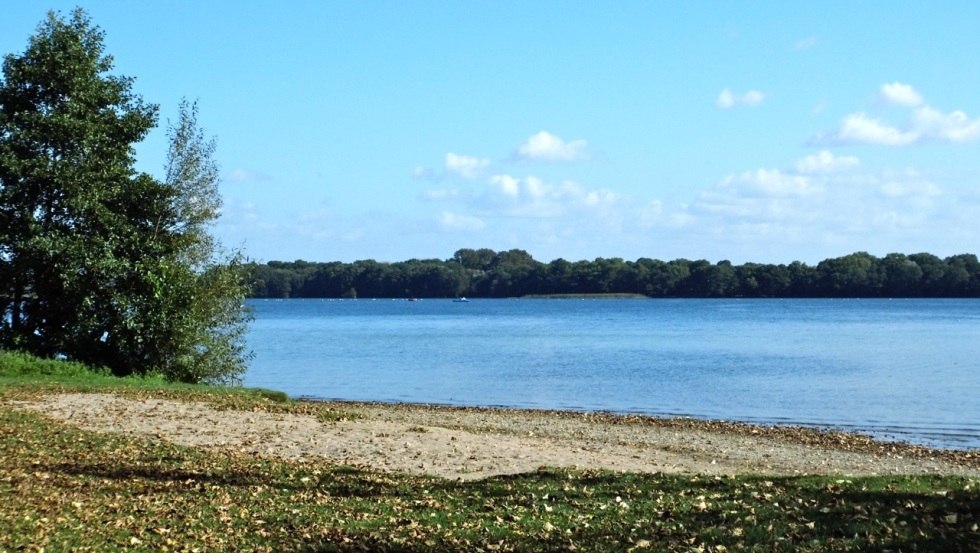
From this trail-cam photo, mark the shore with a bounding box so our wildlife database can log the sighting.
[11,392,978,480]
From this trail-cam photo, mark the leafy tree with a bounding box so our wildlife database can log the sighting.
[0,9,249,382]
[152,99,252,382]
[816,252,877,296]
[248,263,295,298]
[943,254,980,295]
[908,253,946,296]
[786,260,816,296]
[878,253,923,297]
[545,258,575,294]
[452,248,496,271]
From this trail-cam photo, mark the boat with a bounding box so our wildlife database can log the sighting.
[452,297,470,302]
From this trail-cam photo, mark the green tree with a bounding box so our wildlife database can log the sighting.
[152,99,251,382]
[0,9,249,382]
[816,252,878,296]
[878,253,923,297]
[452,247,496,271]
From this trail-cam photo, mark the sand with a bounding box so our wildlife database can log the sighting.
[10,393,979,481]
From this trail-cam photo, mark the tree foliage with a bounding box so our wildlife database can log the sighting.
[248,248,980,299]
[0,9,249,383]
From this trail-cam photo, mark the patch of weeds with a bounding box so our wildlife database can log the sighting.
[245,388,289,403]
[314,408,360,424]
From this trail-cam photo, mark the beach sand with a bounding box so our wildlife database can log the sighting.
[11,393,979,480]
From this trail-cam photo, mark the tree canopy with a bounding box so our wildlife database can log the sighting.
[0,9,250,382]
[247,249,980,299]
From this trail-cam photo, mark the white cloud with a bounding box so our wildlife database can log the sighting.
[911,106,980,142]
[716,88,765,109]
[439,211,486,232]
[515,131,588,162]
[742,90,765,105]
[795,150,860,174]
[445,152,491,179]
[667,160,980,264]
[225,159,979,266]
[717,169,818,198]
[489,174,520,198]
[396,116,979,264]
[716,89,735,109]
[825,84,980,146]
[880,82,924,107]
[483,174,620,218]
[836,112,919,146]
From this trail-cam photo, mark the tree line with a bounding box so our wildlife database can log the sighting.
[247,249,980,299]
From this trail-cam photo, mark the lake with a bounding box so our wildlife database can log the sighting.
[243,298,980,450]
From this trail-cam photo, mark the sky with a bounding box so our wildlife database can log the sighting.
[3,2,980,265]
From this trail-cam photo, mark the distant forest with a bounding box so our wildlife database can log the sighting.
[246,249,980,299]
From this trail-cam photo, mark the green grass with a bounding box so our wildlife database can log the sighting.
[1,352,978,551]
[0,350,333,418]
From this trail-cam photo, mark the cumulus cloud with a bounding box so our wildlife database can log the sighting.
[824,84,980,146]
[835,112,919,146]
[911,106,980,142]
[880,82,924,107]
[688,166,924,248]
[405,119,976,263]
[445,152,491,179]
[717,169,818,198]
[716,89,736,109]
[795,150,861,174]
[482,174,620,218]
[439,211,486,232]
[514,131,588,162]
[716,88,765,109]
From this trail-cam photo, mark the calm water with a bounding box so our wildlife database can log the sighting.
[243,298,980,450]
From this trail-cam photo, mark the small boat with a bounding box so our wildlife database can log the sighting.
[452,297,470,303]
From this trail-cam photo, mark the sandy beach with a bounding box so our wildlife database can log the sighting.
[11,392,979,480]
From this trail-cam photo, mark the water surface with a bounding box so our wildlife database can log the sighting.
[244,298,980,449]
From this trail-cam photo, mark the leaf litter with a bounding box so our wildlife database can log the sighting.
[1,389,978,551]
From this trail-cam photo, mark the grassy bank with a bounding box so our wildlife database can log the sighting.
[0,350,289,407]
[1,353,978,552]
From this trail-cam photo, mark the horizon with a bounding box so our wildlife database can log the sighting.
[3,2,979,266]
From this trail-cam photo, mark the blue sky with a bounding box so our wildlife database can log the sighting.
[4,2,980,264]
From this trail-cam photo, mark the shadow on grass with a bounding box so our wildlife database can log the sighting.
[47,461,280,490]
[36,460,980,552]
[44,459,418,499]
[297,471,979,553]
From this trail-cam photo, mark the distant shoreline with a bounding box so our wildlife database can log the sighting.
[521,293,649,299]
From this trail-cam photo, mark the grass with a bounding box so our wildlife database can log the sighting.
[1,352,978,552]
